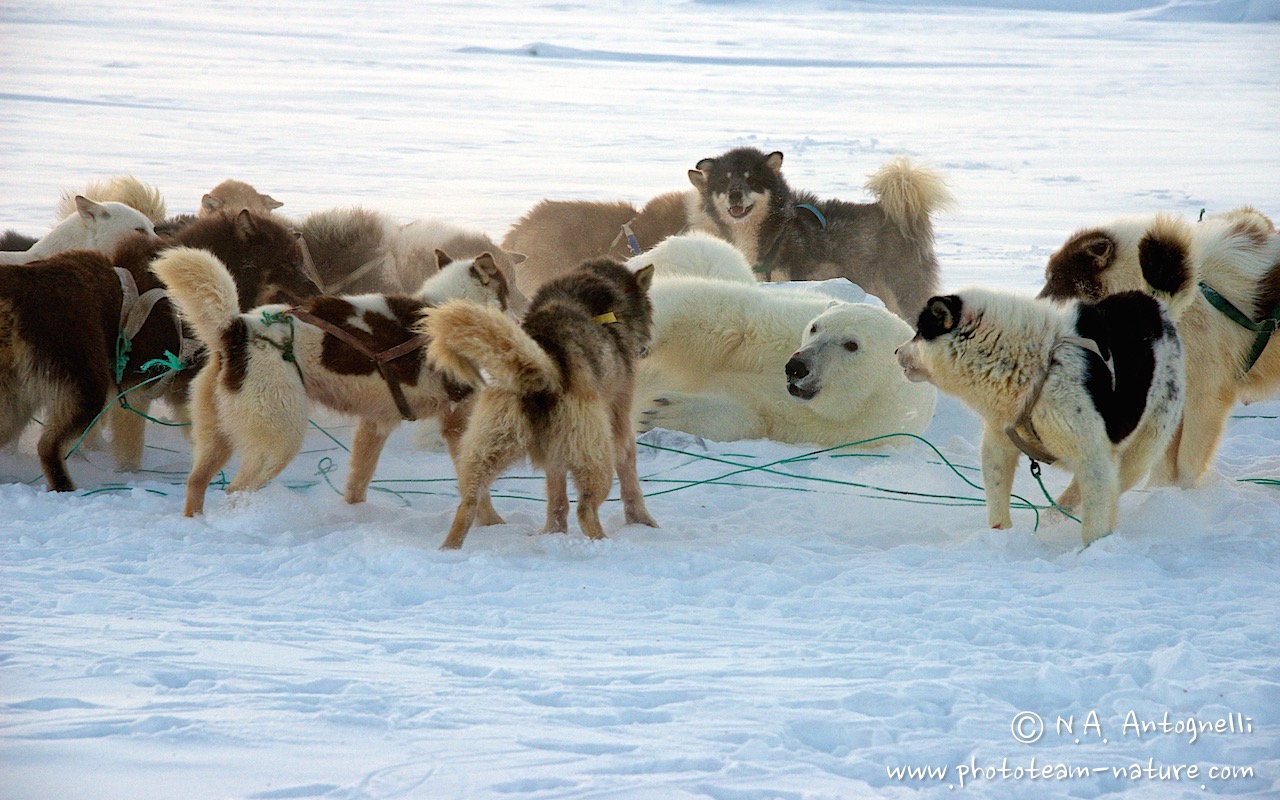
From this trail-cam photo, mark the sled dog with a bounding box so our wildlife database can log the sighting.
[504,191,700,297]
[896,287,1185,546]
[0,197,158,265]
[297,207,529,312]
[423,259,658,549]
[1039,208,1280,487]
[689,148,954,322]
[154,247,511,516]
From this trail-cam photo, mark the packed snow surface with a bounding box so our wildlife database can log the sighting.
[1,0,1278,798]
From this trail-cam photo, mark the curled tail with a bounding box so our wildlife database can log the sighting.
[57,175,167,224]
[150,246,242,348]
[421,300,560,394]
[865,157,956,243]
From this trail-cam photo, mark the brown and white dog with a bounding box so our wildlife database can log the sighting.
[1039,208,1280,487]
[897,287,1185,546]
[423,259,659,550]
[153,246,510,516]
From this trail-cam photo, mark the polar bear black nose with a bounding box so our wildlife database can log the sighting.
[785,357,808,380]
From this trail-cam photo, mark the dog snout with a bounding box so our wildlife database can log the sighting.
[785,356,809,381]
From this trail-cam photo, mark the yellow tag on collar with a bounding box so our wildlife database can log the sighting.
[593,311,618,325]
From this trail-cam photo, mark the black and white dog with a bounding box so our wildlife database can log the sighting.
[896,287,1185,546]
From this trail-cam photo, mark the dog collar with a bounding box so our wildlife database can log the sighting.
[593,311,618,325]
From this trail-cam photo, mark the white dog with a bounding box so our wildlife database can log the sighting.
[1040,208,1280,487]
[897,287,1185,546]
[0,197,158,265]
[625,231,756,283]
[634,256,935,446]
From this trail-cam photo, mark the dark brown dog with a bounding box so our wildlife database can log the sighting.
[0,210,313,491]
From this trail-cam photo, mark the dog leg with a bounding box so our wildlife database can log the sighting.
[185,426,233,517]
[979,421,1020,530]
[439,401,504,527]
[1172,386,1235,488]
[110,400,148,471]
[1053,479,1081,514]
[1074,457,1120,547]
[612,393,657,528]
[541,468,570,534]
[573,455,614,541]
[1148,418,1184,487]
[38,390,102,492]
[183,365,232,516]
[441,423,521,550]
[345,418,397,504]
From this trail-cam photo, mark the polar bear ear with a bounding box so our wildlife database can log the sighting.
[918,295,962,341]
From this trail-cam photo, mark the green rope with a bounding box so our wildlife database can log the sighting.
[1028,460,1081,523]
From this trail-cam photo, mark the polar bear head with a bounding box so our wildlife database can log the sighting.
[785,301,925,418]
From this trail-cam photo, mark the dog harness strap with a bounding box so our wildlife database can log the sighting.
[1004,335,1112,465]
[1199,281,1279,374]
[753,204,828,278]
[284,307,424,422]
[294,234,331,295]
[325,253,387,296]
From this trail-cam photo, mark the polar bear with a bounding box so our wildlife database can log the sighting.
[634,275,936,446]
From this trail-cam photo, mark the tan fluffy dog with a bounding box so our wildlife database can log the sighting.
[153,246,510,516]
[1040,208,1280,486]
[423,259,658,550]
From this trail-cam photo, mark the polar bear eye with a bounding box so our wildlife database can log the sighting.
[843,340,859,352]
[809,324,818,334]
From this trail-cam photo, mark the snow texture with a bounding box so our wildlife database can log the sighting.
[1,1,1278,798]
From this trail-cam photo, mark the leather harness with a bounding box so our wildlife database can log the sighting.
[1005,335,1114,466]
[113,268,199,398]
[282,307,431,422]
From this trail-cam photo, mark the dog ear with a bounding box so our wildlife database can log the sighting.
[233,208,257,241]
[1081,235,1114,268]
[632,263,656,292]
[766,151,784,174]
[1138,214,1193,302]
[504,249,527,265]
[74,195,106,222]
[434,249,453,271]
[688,166,709,190]
[260,193,284,211]
[201,193,224,215]
[917,295,962,340]
[469,252,498,285]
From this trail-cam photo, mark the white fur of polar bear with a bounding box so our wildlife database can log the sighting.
[626,231,756,283]
[634,275,936,446]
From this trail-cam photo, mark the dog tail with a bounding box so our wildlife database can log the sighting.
[865,157,956,243]
[56,175,167,224]
[151,246,242,347]
[421,300,560,394]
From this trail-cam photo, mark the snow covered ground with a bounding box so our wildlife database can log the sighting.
[2,1,1279,798]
